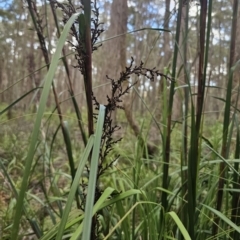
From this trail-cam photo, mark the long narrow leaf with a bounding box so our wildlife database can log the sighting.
[81,105,106,240]
[167,211,191,240]
[202,204,240,234]
[10,12,81,240]
[39,188,141,240]
[55,135,94,240]
[69,188,121,240]
[0,87,42,115]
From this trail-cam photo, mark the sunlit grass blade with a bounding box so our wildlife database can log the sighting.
[167,211,191,240]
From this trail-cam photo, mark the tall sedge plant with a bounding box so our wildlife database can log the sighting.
[161,0,183,214]
[26,0,81,210]
[35,2,171,239]
[177,2,190,236]
[214,0,239,236]
[187,0,208,239]
[231,122,240,239]
[49,0,87,146]
[81,0,94,136]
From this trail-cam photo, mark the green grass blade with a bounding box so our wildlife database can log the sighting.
[231,120,240,239]
[62,121,76,181]
[0,87,42,115]
[81,104,106,240]
[0,160,42,237]
[55,135,94,240]
[41,188,140,240]
[187,105,197,238]
[0,66,47,94]
[10,12,81,240]
[116,201,131,240]
[96,27,170,45]
[40,210,83,240]
[161,0,183,215]
[202,204,240,234]
[71,94,87,146]
[215,61,240,235]
[167,211,191,240]
[70,188,122,240]
[203,143,240,176]
[103,201,157,240]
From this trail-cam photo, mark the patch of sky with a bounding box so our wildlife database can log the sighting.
[128,1,136,8]
[34,42,40,50]
[92,65,97,75]
[0,0,13,9]
[212,28,230,45]
[189,3,200,17]
[6,37,12,43]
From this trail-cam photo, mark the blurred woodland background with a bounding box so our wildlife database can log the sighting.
[0,0,238,122]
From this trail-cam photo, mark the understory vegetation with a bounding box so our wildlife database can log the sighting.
[0,0,240,240]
